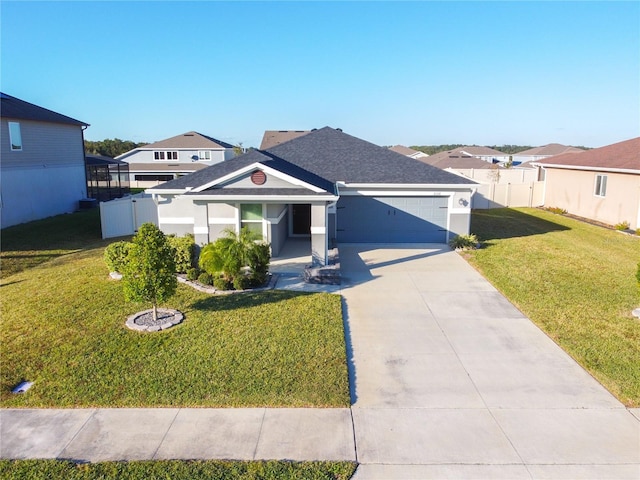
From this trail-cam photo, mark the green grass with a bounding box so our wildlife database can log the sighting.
[1,213,350,408]
[466,208,640,407]
[1,209,109,278]
[0,459,357,480]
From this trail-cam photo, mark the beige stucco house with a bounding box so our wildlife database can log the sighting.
[534,137,640,229]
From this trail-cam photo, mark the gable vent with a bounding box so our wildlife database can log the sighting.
[251,170,267,185]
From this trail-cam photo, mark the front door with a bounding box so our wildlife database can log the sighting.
[292,204,311,235]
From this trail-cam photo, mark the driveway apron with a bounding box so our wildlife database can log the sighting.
[340,244,640,479]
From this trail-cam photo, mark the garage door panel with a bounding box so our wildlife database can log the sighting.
[337,196,448,243]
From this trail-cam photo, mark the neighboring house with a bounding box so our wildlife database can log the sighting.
[388,145,429,159]
[417,150,498,170]
[534,137,640,229]
[458,146,510,164]
[513,143,584,163]
[0,92,89,228]
[148,127,477,266]
[260,130,311,149]
[116,131,236,188]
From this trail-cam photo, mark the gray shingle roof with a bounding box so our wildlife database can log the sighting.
[142,131,234,149]
[150,127,475,193]
[0,92,88,126]
[265,127,475,184]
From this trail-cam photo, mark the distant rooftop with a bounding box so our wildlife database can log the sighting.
[260,130,311,149]
[140,131,234,149]
[515,144,584,156]
[418,150,497,170]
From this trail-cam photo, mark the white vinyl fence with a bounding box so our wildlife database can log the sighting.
[472,181,545,209]
[99,193,158,239]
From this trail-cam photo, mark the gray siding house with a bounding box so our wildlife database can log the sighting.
[148,127,477,266]
[116,131,236,188]
[0,93,89,228]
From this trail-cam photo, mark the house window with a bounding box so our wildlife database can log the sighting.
[240,203,263,237]
[199,151,211,161]
[153,151,178,160]
[594,174,607,197]
[8,122,22,151]
[134,174,174,181]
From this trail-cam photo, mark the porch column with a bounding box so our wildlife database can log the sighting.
[310,203,328,266]
[193,201,209,245]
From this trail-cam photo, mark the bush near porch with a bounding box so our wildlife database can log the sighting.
[466,207,640,407]
[0,211,350,408]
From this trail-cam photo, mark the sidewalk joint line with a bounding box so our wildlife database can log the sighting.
[252,408,267,460]
[57,408,97,459]
[349,407,359,463]
[151,408,181,460]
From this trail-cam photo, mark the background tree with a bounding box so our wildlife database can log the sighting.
[85,138,148,157]
[122,223,177,321]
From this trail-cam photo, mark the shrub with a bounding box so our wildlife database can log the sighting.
[199,228,271,290]
[546,207,567,215]
[213,276,232,291]
[186,267,200,281]
[197,272,214,286]
[233,275,250,291]
[449,234,479,250]
[103,241,131,273]
[248,241,271,284]
[615,221,630,231]
[167,233,196,273]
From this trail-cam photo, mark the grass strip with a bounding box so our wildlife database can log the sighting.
[0,459,357,480]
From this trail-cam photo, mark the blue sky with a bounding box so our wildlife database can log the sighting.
[2,1,638,148]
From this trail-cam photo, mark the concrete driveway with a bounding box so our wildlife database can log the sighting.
[340,244,640,479]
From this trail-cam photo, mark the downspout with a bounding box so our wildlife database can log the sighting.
[81,125,89,200]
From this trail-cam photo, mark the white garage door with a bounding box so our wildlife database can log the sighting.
[336,196,449,243]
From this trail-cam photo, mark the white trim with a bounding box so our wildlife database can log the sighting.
[534,163,640,175]
[181,194,339,202]
[338,190,453,197]
[337,182,477,189]
[192,162,328,193]
[159,217,194,224]
[310,226,326,234]
[265,207,287,224]
[208,217,236,224]
[194,226,208,234]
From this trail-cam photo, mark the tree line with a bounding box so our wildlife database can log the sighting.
[85,138,148,158]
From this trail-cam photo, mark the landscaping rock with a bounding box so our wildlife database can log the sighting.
[125,308,184,332]
[632,308,640,318]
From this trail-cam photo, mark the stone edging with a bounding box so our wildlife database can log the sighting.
[176,273,278,295]
[126,308,184,332]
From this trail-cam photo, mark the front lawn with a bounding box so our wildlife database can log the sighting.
[466,208,640,407]
[0,459,357,480]
[0,213,350,408]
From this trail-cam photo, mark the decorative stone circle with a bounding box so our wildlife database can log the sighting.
[126,308,184,332]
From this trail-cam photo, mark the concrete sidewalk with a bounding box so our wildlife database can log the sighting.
[0,408,355,463]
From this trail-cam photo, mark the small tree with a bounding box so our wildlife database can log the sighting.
[122,223,177,321]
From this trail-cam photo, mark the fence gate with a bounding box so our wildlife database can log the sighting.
[99,193,158,239]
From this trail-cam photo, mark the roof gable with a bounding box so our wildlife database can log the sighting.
[0,92,88,126]
[141,131,234,149]
[536,137,640,172]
